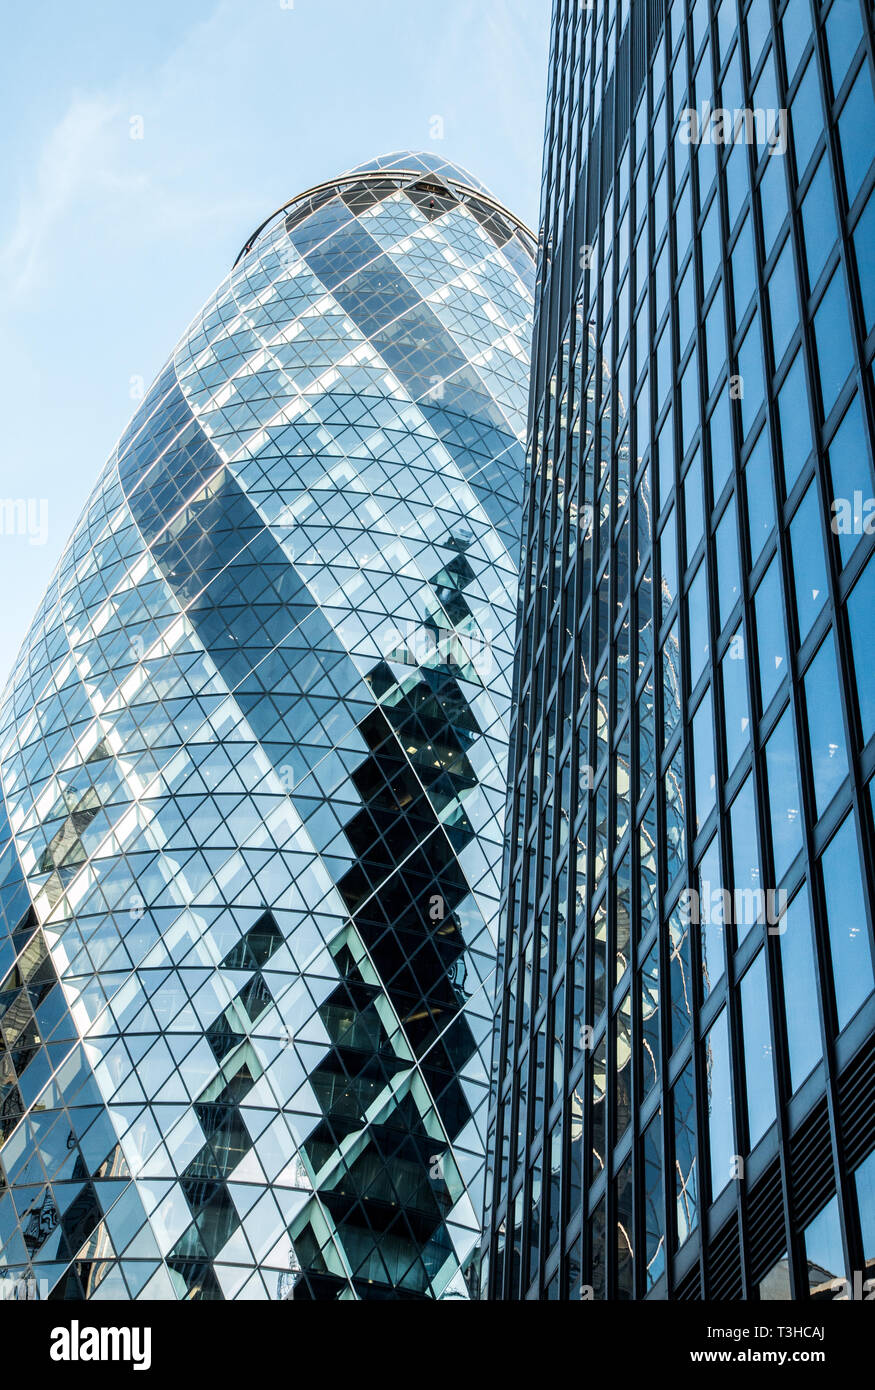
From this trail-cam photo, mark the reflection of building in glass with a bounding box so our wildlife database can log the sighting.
[0,153,535,1300]
[484,0,875,1300]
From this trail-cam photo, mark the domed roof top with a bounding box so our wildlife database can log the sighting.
[345,150,493,197]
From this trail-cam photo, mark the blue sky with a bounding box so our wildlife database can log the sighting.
[0,0,550,681]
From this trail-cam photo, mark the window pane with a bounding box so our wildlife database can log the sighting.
[847,554,875,743]
[780,883,823,1091]
[803,1196,845,1295]
[709,392,733,498]
[804,635,849,817]
[660,508,678,609]
[698,834,726,995]
[663,620,682,742]
[643,1114,665,1290]
[673,1060,699,1248]
[854,1148,875,1265]
[801,157,838,290]
[790,482,828,642]
[738,311,765,438]
[854,190,875,337]
[722,627,751,773]
[687,563,710,686]
[791,60,823,178]
[684,451,704,561]
[733,216,757,328]
[692,687,716,831]
[766,707,803,881]
[745,428,776,563]
[701,196,721,293]
[759,142,788,258]
[821,814,874,1031]
[828,395,874,567]
[778,352,812,491]
[705,1009,734,1199]
[731,775,762,940]
[814,270,855,419]
[706,293,726,394]
[759,1252,792,1300]
[669,903,693,1050]
[641,942,660,1098]
[768,239,798,365]
[745,0,771,69]
[838,67,875,207]
[741,950,776,1147]
[755,560,788,711]
[782,0,810,83]
[716,497,742,629]
[825,0,863,94]
[616,1157,634,1297]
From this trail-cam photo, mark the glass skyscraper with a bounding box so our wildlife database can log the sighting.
[0,152,535,1300]
[484,0,875,1300]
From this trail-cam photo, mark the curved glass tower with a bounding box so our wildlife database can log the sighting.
[0,153,535,1300]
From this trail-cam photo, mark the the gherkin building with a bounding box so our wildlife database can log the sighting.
[0,153,535,1300]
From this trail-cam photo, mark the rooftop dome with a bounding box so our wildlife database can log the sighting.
[344,150,493,197]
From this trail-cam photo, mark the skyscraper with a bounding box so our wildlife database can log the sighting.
[484,0,875,1300]
[0,152,535,1300]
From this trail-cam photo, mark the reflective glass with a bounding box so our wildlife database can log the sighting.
[766,707,803,881]
[803,1196,845,1294]
[684,451,704,561]
[779,884,823,1091]
[673,1060,699,1248]
[731,775,762,940]
[814,270,855,419]
[825,0,863,94]
[804,635,849,816]
[705,1009,734,1198]
[0,156,536,1303]
[698,833,727,995]
[855,1148,875,1264]
[722,627,751,773]
[801,158,838,291]
[791,61,823,178]
[643,1114,665,1290]
[778,351,812,490]
[759,143,788,258]
[746,428,776,562]
[854,190,875,335]
[755,560,788,710]
[692,687,716,831]
[828,395,874,566]
[847,554,875,743]
[767,239,798,365]
[838,67,875,207]
[687,563,710,686]
[790,482,828,642]
[738,312,765,438]
[710,393,734,499]
[782,0,810,82]
[821,814,875,1030]
[741,950,776,1147]
[716,497,742,629]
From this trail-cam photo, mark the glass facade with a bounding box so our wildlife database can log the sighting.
[0,152,535,1300]
[484,0,875,1300]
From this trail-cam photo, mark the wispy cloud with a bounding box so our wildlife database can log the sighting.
[0,1,253,308]
[0,94,138,301]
